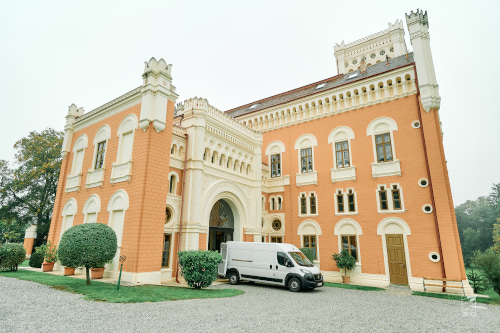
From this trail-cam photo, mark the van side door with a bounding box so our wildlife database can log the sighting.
[274,252,293,285]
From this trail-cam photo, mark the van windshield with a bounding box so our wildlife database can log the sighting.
[288,252,314,267]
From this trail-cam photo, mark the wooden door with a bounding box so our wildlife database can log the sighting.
[386,234,408,285]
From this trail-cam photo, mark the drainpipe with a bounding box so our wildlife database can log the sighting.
[175,117,188,284]
[413,63,446,284]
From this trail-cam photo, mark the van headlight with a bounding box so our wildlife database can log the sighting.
[300,269,311,274]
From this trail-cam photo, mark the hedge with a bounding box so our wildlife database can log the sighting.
[178,250,222,289]
[0,243,26,271]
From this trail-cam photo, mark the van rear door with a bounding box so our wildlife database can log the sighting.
[218,243,228,275]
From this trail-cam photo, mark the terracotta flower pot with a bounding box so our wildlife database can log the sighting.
[90,267,105,279]
[42,262,55,272]
[64,267,76,276]
[341,275,351,284]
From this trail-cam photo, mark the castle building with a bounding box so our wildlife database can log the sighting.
[41,10,470,292]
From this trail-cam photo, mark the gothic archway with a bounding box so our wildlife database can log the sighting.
[208,199,234,252]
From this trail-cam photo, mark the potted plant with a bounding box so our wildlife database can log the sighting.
[41,241,58,272]
[332,249,357,283]
[90,267,105,279]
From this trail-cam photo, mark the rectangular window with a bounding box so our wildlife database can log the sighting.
[375,133,393,162]
[271,154,281,178]
[300,148,313,173]
[347,190,355,212]
[120,132,134,163]
[162,234,171,268]
[337,191,344,213]
[392,185,402,210]
[310,193,316,214]
[303,235,317,260]
[271,237,282,243]
[341,235,358,261]
[335,141,350,168]
[94,141,106,170]
[300,194,307,214]
[379,186,388,210]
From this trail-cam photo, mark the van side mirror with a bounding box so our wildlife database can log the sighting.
[286,261,294,268]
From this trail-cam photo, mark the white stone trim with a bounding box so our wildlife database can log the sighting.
[375,183,406,214]
[422,204,433,214]
[428,252,440,263]
[82,194,101,223]
[335,187,358,215]
[333,218,363,264]
[418,178,429,188]
[366,117,400,178]
[297,219,322,266]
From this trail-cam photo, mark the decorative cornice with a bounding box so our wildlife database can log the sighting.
[74,87,142,132]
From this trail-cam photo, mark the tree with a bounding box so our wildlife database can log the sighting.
[493,223,500,254]
[473,249,500,297]
[57,223,117,285]
[0,129,63,240]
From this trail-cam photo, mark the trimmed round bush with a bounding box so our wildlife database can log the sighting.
[0,243,26,271]
[57,223,117,285]
[29,251,44,268]
[178,250,222,289]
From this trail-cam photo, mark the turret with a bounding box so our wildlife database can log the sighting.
[406,9,440,112]
[139,57,179,132]
[61,103,84,158]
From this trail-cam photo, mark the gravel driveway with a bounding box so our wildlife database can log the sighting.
[1,276,499,332]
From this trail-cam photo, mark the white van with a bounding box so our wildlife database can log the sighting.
[218,241,323,292]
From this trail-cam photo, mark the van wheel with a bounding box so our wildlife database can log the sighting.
[228,272,239,285]
[288,277,301,292]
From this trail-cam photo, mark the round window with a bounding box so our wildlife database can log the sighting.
[428,252,440,262]
[411,120,421,129]
[352,60,358,65]
[272,220,282,231]
[370,53,376,59]
[380,50,386,56]
[390,47,394,52]
[422,204,433,214]
[361,56,366,62]
[165,207,172,224]
[419,178,429,188]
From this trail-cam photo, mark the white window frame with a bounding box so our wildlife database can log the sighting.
[334,218,363,265]
[168,171,179,195]
[297,219,322,264]
[335,188,358,215]
[328,126,356,183]
[111,114,138,184]
[265,140,286,179]
[376,183,405,213]
[298,191,319,217]
[82,194,101,223]
[294,134,318,186]
[366,117,401,178]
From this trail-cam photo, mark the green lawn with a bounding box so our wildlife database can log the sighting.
[465,267,499,301]
[0,270,244,303]
[324,282,385,291]
[19,260,29,267]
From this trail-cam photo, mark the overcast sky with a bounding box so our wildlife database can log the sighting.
[1,0,499,205]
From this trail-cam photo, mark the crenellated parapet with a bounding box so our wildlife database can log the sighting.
[406,9,440,112]
[334,20,407,75]
[183,97,262,142]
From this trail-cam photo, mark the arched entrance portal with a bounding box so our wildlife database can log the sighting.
[208,199,234,252]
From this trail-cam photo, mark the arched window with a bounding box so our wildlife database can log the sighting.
[168,172,179,195]
[265,140,286,178]
[59,199,77,241]
[294,134,318,186]
[83,194,101,223]
[111,114,138,183]
[297,220,322,261]
[107,190,129,272]
[366,117,400,178]
[334,218,363,263]
[328,126,356,183]
[66,134,88,192]
[86,126,111,188]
